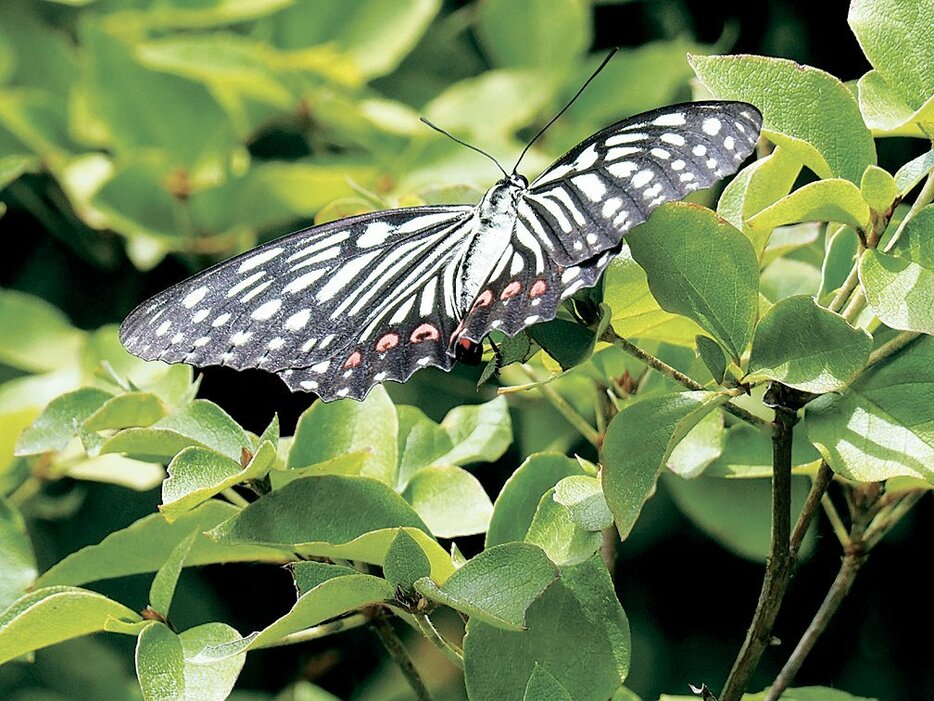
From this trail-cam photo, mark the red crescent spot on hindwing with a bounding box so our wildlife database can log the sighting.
[500,281,522,299]
[410,323,440,343]
[376,333,399,352]
[458,338,474,350]
[530,279,548,298]
[343,350,362,369]
[472,289,493,309]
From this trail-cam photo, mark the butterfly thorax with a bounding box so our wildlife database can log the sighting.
[456,175,527,310]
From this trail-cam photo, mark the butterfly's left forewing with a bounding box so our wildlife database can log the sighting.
[520,101,762,266]
[120,205,476,400]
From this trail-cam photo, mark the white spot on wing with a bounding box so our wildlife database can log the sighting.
[212,313,231,327]
[228,271,265,297]
[182,286,208,309]
[702,117,722,135]
[571,173,607,202]
[561,267,581,283]
[661,133,686,146]
[284,268,327,294]
[632,169,654,188]
[357,221,393,247]
[286,309,311,331]
[268,337,285,350]
[301,338,317,352]
[510,253,524,275]
[724,136,735,150]
[241,280,272,303]
[608,162,637,179]
[288,231,350,261]
[316,250,380,302]
[193,336,210,347]
[693,144,707,157]
[606,132,646,146]
[156,321,171,336]
[389,295,417,325]
[671,159,686,171]
[252,298,282,320]
[650,148,671,159]
[300,380,318,390]
[192,309,209,323]
[311,360,330,373]
[231,331,252,346]
[239,247,283,273]
[602,197,622,218]
[653,112,686,126]
[419,277,438,317]
[606,146,640,160]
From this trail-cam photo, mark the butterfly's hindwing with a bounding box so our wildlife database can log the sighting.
[119,206,474,380]
[520,101,762,265]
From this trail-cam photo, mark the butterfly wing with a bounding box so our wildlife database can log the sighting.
[519,101,762,266]
[120,206,476,399]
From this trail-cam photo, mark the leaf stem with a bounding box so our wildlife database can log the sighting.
[415,613,465,669]
[7,475,43,507]
[866,331,922,368]
[372,615,434,701]
[883,171,934,254]
[821,493,850,547]
[604,330,773,435]
[790,461,834,557]
[220,487,250,508]
[764,551,865,701]
[254,613,369,649]
[826,261,862,314]
[519,365,601,448]
[719,406,797,701]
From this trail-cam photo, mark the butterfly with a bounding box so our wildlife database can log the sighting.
[120,100,762,401]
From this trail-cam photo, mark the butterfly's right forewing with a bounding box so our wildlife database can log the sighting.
[521,101,762,265]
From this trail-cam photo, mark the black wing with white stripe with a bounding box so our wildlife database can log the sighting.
[120,206,475,399]
[519,101,762,266]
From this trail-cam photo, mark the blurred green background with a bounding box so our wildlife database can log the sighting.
[0,0,928,699]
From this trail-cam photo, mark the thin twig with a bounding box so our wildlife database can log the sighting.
[764,552,866,700]
[821,494,850,547]
[221,487,250,508]
[864,491,926,550]
[519,365,601,447]
[883,172,934,254]
[372,615,434,701]
[867,331,922,368]
[415,614,465,669]
[790,461,834,557]
[720,406,797,701]
[604,331,773,435]
[253,613,369,649]
[826,258,862,314]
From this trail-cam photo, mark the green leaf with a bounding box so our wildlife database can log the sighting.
[436,396,512,466]
[65,454,165,491]
[396,405,454,487]
[414,543,557,630]
[603,247,705,347]
[859,205,934,334]
[268,452,369,489]
[136,622,246,701]
[819,226,861,299]
[748,179,872,238]
[383,529,432,592]
[290,561,360,595]
[288,386,398,484]
[15,388,113,455]
[627,203,759,362]
[36,501,290,588]
[487,453,586,547]
[0,289,84,373]
[161,442,276,521]
[524,663,574,701]
[206,475,454,581]
[603,391,731,539]
[668,410,725,479]
[717,146,803,257]
[528,318,598,371]
[805,335,934,483]
[477,0,590,71]
[149,532,197,618]
[83,392,169,432]
[524,490,602,567]
[665,472,815,562]
[101,400,251,463]
[860,165,897,213]
[702,421,821,478]
[553,475,613,531]
[0,586,141,665]
[849,0,934,134]
[197,573,396,660]
[760,258,822,303]
[695,335,727,384]
[264,0,440,79]
[424,69,556,140]
[0,496,37,612]
[746,296,872,393]
[690,54,876,183]
[464,556,630,701]
[894,150,934,196]
[402,465,494,538]
[856,71,934,136]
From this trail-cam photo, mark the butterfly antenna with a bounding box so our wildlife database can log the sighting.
[512,47,619,175]
[420,117,509,179]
